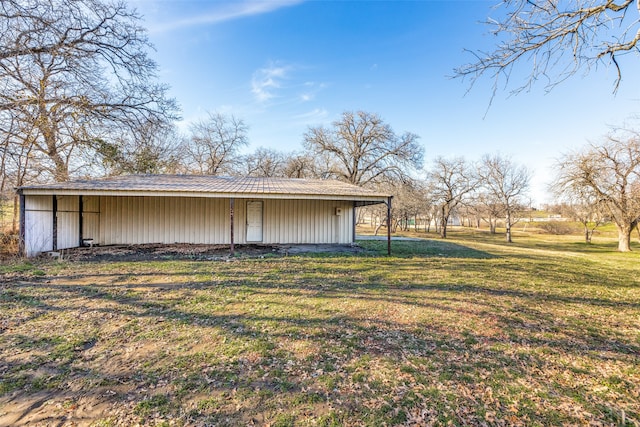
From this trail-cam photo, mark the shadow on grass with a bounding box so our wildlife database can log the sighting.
[508,238,640,254]
[402,227,640,255]
[1,245,639,425]
[357,238,495,259]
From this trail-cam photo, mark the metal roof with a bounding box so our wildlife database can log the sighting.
[18,175,390,204]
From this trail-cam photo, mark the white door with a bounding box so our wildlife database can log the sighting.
[246,201,263,242]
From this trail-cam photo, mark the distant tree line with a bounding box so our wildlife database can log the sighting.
[359,153,532,244]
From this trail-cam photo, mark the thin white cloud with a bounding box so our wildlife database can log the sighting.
[251,63,292,102]
[299,81,328,102]
[292,108,329,124]
[149,0,304,34]
[251,62,328,106]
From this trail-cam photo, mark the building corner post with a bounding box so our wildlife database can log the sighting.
[78,195,83,247]
[52,195,57,251]
[387,196,392,256]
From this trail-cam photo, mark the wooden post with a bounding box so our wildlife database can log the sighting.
[78,195,83,247]
[18,192,25,257]
[230,198,235,256]
[52,195,57,251]
[387,196,392,256]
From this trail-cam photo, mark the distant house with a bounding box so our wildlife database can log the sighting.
[17,175,391,257]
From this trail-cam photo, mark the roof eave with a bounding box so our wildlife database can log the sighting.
[19,188,389,203]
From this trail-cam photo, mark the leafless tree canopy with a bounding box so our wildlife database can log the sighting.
[303,111,423,186]
[554,132,640,251]
[470,191,506,234]
[183,112,248,176]
[478,154,531,243]
[456,0,640,95]
[0,0,178,183]
[242,147,284,178]
[241,148,322,179]
[280,152,319,179]
[427,156,479,238]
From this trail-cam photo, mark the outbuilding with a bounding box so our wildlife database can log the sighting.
[17,175,392,257]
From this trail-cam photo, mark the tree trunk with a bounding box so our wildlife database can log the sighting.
[12,194,19,233]
[616,223,632,252]
[584,224,591,244]
[440,206,448,238]
[505,213,512,243]
[374,221,383,236]
[40,108,70,182]
[48,142,69,182]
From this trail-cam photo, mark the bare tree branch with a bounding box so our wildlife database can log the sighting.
[183,112,248,176]
[478,153,531,243]
[553,132,640,251]
[303,111,423,186]
[0,0,178,182]
[426,156,479,238]
[455,0,640,97]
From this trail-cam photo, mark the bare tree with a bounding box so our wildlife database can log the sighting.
[303,111,423,186]
[183,112,248,175]
[427,156,478,238]
[391,179,431,232]
[554,133,640,251]
[456,1,640,96]
[478,154,530,243]
[0,0,178,182]
[243,147,284,177]
[562,200,606,244]
[365,178,429,233]
[281,152,319,179]
[553,173,608,244]
[471,192,505,234]
[0,111,40,232]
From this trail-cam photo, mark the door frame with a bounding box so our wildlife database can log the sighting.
[246,200,264,242]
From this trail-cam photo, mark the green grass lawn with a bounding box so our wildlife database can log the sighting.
[1,233,639,426]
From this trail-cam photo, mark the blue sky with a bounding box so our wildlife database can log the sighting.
[131,0,640,205]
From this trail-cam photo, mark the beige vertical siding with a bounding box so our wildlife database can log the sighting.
[24,211,53,256]
[82,196,100,243]
[235,198,246,244]
[24,196,53,256]
[25,195,52,211]
[98,196,231,245]
[24,195,53,256]
[261,199,353,244]
[56,196,79,250]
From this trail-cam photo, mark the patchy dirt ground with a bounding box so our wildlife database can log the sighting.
[40,242,366,263]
